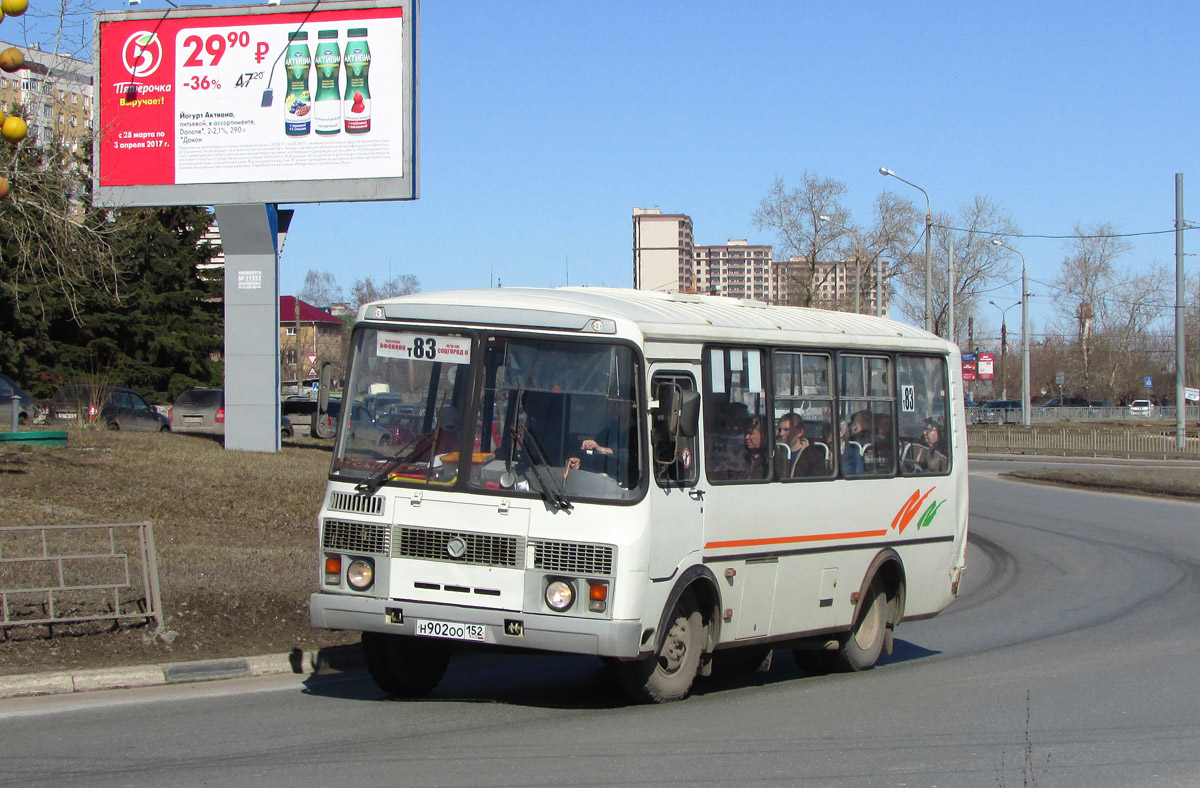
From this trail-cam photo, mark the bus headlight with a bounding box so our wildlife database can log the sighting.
[347,558,375,591]
[545,580,574,612]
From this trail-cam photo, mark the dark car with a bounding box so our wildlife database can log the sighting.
[1037,396,1090,408]
[48,384,169,432]
[980,399,1021,424]
[171,388,294,440]
[0,373,33,426]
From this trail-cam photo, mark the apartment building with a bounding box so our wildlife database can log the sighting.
[633,208,890,314]
[632,207,694,292]
[694,239,776,301]
[773,256,890,315]
[0,41,92,147]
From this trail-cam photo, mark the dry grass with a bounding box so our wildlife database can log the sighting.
[0,428,356,675]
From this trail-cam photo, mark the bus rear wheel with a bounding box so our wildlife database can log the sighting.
[361,632,450,697]
[617,591,704,703]
[831,574,887,672]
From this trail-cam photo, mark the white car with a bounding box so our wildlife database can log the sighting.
[1129,399,1154,417]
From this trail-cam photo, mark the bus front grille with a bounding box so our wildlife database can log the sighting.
[394,527,523,568]
[323,519,390,555]
[328,491,385,516]
[532,540,615,576]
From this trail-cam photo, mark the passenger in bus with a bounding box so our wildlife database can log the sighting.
[741,417,767,478]
[840,410,871,476]
[916,417,949,472]
[776,413,826,477]
[866,413,895,473]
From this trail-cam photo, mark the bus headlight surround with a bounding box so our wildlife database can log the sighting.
[545,579,575,612]
[347,558,375,591]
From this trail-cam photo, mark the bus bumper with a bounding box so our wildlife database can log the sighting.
[310,592,647,658]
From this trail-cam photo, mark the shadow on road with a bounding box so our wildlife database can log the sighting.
[298,639,943,708]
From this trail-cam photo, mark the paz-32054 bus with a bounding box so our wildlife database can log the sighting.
[309,288,968,703]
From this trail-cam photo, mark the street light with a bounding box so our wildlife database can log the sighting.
[988,299,1021,400]
[991,238,1031,427]
[879,167,932,334]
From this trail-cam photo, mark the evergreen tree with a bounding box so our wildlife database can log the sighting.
[0,137,223,403]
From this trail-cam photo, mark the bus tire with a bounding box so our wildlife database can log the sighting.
[831,573,887,672]
[617,591,704,703]
[361,632,450,697]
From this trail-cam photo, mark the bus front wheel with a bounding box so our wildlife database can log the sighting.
[617,591,704,703]
[362,632,450,697]
[832,573,887,672]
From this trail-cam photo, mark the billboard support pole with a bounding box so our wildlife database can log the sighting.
[217,203,282,453]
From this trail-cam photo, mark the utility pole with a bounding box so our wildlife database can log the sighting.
[1175,174,1186,449]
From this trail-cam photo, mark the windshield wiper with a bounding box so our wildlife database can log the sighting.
[509,393,572,513]
[355,431,434,495]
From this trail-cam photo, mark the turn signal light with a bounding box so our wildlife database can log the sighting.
[324,555,340,585]
[588,581,609,613]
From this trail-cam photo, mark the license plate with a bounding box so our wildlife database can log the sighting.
[414,619,486,642]
[184,416,202,423]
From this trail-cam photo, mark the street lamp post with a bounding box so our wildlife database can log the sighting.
[988,299,1021,400]
[879,167,932,334]
[991,239,1031,427]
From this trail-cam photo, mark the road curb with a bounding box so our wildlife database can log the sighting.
[0,644,364,699]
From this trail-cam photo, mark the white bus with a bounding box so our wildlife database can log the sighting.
[310,288,969,703]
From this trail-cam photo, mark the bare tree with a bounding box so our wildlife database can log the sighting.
[349,274,420,309]
[753,173,852,307]
[1051,223,1133,397]
[894,196,1017,341]
[298,270,343,307]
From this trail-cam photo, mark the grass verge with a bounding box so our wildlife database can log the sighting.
[0,429,356,676]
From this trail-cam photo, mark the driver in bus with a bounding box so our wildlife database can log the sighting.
[567,399,632,481]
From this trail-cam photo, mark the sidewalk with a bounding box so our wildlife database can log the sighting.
[0,643,364,699]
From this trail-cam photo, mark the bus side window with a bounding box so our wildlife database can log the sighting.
[651,373,698,487]
[703,347,768,483]
[897,355,950,476]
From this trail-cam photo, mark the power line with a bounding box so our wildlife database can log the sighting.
[934,224,1197,240]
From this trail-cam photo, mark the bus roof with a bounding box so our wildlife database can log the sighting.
[359,287,953,352]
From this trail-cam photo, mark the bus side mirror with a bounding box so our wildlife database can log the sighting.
[659,385,699,438]
[315,362,336,439]
[675,391,700,438]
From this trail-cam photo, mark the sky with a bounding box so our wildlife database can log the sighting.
[60,1,1200,337]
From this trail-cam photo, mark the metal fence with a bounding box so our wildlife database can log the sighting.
[0,522,163,634]
[971,405,1200,425]
[967,426,1200,459]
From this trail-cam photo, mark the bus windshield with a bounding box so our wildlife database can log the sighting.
[468,335,641,502]
[332,328,475,488]
[331,328,642,502]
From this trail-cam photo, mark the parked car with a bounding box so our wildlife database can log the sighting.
[281,395,319,419]
[1037,396,1090,409]
[979,399,1022,424]
[1129,399,1154,417]
[0,373,33,426]
[170,388,294,440]
[48,383,169,432]
[170,388,225,435]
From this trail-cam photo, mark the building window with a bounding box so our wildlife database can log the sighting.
[285,327,297,336]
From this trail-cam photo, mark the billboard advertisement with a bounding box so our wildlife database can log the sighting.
[93,0,417,207]
[977,352,994,380]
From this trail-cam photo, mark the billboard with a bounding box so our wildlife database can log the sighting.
[93,0,417,207]
[977,352,994,380]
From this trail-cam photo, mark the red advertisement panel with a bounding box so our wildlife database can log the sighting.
[96,4,404,190]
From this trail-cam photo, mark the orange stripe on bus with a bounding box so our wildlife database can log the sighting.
[704,530,889,550]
